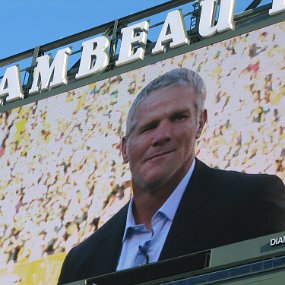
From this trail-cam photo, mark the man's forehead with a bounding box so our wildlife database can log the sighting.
[133,91,195,123]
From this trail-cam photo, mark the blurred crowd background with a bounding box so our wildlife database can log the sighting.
[0,20,284,282]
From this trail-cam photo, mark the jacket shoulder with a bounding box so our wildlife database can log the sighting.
[197,159,284,188]
[57,203,128,284]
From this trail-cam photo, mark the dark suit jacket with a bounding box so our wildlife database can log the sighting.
[57,159,285,284]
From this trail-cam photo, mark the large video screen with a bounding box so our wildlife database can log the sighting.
[0,20,284,285]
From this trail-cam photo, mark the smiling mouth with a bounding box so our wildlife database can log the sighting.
[146,150,174,161]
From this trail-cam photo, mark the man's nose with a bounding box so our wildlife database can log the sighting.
[152,122,171,146]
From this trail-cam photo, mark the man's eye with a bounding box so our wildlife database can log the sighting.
[140,124,156,133]
[173,113,188,121]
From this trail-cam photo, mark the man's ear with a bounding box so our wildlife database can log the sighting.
[121,136,129,163]
[196,109,207,139]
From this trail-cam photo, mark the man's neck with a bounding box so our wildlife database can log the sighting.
[132,188,173,229]
[132,162,195,229]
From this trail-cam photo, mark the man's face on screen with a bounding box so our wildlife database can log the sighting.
[122,85,207,192]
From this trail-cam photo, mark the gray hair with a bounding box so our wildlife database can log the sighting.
[125,68,207,137]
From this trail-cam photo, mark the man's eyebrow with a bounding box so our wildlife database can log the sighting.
[174,108,191,113]
[138,120,159,132]
[170,108,191,116]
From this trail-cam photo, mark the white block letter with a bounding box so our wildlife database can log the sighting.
[152,10,189,54]
[270,238,276,246]
[29,47,72,94]
[0,65,24,103]
[269,0,285,15]
[199,0,235,38]
[116,21,150,66]
[76,36,110,79]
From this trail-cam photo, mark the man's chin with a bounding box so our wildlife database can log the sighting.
[134,172,172,192]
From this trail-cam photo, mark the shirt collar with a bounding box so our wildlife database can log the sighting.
[159,159,195,221]
[122,159,196,242]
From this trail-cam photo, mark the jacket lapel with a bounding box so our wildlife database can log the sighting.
[159,159,216,260]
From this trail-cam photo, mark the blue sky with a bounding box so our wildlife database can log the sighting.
[2,0,169,59]
[2,0,271,60]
